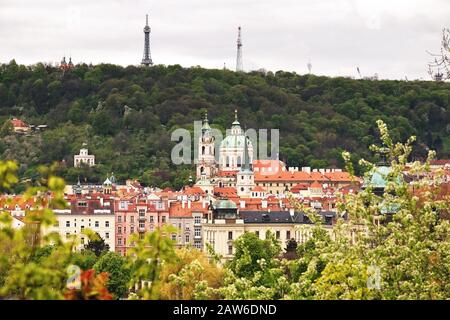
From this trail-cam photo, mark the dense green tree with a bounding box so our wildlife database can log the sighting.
[227,231,281,278]
[0,120,13,137]
[0,62,448,189]
[93,252,130,299]
[84,234,110,257]
[70,250,99,271]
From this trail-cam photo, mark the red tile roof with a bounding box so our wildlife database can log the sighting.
[251,185,265,192]
[10,118,29,128]
[430,159,450,166]
[216,170,238,177]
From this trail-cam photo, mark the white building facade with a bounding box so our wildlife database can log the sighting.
[74,145,95,167]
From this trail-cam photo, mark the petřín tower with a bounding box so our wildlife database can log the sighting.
[141,14,153,66]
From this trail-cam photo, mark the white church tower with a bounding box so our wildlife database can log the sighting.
[196,112,216,180]
[236,135,254,197]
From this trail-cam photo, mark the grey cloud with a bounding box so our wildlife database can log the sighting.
[0,0,448,79]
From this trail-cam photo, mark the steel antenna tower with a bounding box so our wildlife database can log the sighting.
[141,14,153,66]
[236,26,243,72]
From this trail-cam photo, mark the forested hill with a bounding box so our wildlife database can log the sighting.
[0,60,449,189]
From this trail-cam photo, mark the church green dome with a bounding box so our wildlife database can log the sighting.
[220,135,251,149]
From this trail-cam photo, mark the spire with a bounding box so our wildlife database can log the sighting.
[242,135,251,171]
[236,26,243,72]
[232,109,240,125]
[146,14,149,26]
[231,109,242,134]
[202,110,211,130]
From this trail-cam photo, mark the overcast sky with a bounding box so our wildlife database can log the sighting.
[0,0,448,79]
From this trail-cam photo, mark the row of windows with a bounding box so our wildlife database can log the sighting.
[258,182,295,187]
[66,232,110,240]
[253,230,290,240]
[171,233,191,243]
[118,215,167,223]
[65,220,110,228]
[172,222,191,230]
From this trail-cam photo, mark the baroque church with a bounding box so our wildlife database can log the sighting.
[195,110,255,197]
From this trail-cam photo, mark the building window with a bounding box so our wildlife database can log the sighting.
[171,234,176,241]
[119,201,127,210]
[149,216,154,223]
[194,216,201,224]
[286,230,291,240]
[80,226,85,231]
[130,227,134,233]
[66,221,70,227]
[228,245,233,255]
[118,216,122,223]
[139,209,145,216]
[105,232,109,239]
[118,227,122,234]
[194,228,201,238]
[228,231,233,240]
[185,234,190,243]
[118,238,122,245]
[255,231,259,238]
[194,240,202,249]
[130,216,134,223]
[77,201,87,207]
[105,221,109,227]
[81,237,85,244]
[95,221,99,228]
[276,231,280,239]
[124,227,127,234]
[162,216,166,223]
[139,222,145,228]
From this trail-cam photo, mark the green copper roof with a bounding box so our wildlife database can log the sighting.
[220,135,251,149]
[196,179,212,186]
[214,199,237,209]
[369,166,390,188]
[364,166,402,189]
